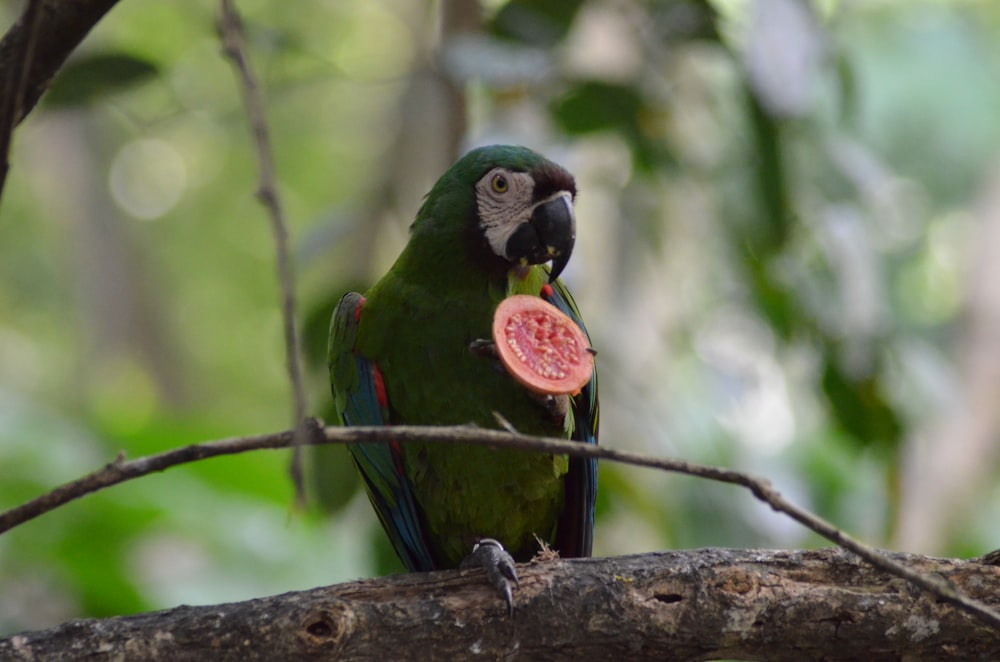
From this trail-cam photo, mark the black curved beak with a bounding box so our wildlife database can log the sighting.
[505,193,576,282]
[532,194,576,282]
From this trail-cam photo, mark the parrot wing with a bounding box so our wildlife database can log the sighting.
[541,274,599,557]
[328,292,436,571]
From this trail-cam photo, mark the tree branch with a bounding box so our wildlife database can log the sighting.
[216,0,309,503]
[2,549,998,661]
[0,0,123,203]
[2,422,999,631]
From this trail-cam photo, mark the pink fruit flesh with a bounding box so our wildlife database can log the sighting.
[492,295,593,396]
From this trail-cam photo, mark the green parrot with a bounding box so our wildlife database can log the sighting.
[327,145,598,609]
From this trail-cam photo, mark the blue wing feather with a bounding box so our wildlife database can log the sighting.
[541,273,599,557]
[329,292,436,571]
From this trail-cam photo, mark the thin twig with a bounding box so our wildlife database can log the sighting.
[216,0,309,503]
[1,422,998,630]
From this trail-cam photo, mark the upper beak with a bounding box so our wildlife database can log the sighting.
[530,193,576,282]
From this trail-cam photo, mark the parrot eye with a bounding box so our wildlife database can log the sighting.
[491,174,509,194]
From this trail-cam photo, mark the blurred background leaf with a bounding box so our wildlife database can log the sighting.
[42,53,160,109]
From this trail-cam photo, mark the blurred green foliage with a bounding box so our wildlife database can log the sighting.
[2,0,1000,637]
[42,53,160,110]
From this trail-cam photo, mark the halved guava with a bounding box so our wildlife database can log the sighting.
[492,294,594,396]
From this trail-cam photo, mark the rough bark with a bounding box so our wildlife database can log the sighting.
[2,548,998,661]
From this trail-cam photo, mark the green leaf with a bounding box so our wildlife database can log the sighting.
[550,80,674,172]
[551,81,643,135]
[44,53,159,108]
[745,85,791,252]
[490,0,586,48]
[820,350,903,452]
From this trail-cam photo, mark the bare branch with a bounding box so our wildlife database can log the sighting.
[0,426,300,536]
[2,549,999,660]
[1,421,999,630]
[216,0,309,503]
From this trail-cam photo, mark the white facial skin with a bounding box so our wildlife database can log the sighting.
[475,168,536,261]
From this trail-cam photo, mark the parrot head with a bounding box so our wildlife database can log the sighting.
[414,145,578,282]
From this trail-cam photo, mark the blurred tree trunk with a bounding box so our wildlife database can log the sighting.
[2,549,998,661]
[896,165,1000,553]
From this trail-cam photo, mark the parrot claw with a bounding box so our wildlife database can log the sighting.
[468,338,498,359]
[460,538,519,616]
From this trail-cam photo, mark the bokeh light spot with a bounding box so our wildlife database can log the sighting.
[109,138,187,220]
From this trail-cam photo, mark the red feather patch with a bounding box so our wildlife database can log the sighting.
[372,363,389,409]
[390,440,405,476]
